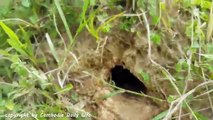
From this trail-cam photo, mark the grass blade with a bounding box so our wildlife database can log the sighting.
[54,84,73,94]
[206,1,213,42]
[54,0,74,48]
[45,33,60,64]
[152,110,168,120]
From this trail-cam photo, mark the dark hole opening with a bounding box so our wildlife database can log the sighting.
[110,65,147,94]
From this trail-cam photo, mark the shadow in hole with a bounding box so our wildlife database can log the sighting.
[110,65,147,94]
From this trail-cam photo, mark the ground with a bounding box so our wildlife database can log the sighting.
[0,0,213,120]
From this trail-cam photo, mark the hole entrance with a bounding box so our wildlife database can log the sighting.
[110,65,147,94]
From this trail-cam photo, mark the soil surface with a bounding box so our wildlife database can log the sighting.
[97,93,160,120]
[64,30,171,120]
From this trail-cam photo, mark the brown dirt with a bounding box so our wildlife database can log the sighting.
[35,2,213,119]
[59,29,175,120]
[96,93,160,120]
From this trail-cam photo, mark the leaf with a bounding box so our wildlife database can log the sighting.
[11,88,30,99]
[6,100,15,110]
[85,9,99,40]
[175,59,187,72]
[90,0,96,6]
[73,0,84,8]
[167,95,177,103]
[206,3,213,41]
[191,41,200,48]
[137,0,145,9]
[54,84,73,94]
[150,32,161,45]
[54,0,74,47]
[29,14,39,24]
[0,21,28,57]
[194,112,209,120]
[206,44,213,54]
[191,0,201,5]
[40,91,54,101]
[11,62,29,77]
[70,91,79,102]
[191,0,212,9]
[200,54,213,60]
[139,69,150,82]
[102,23,111,33]
[97,12,124,34]
[0,6,9,17]
[160,2,166,10]
[0,22,21,45]
[97,13,108,22]
[73,0,90,39]
[152,110,168,120]
[0,100,6,108]
[21,0,31,7]
[0,1,12,7]
[19,26,34,57]
[201,1,212,9]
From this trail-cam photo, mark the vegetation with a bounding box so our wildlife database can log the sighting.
[0,0,212,120]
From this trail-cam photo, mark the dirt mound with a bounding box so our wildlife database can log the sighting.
[62,30,172,119]
[97,93,160,120]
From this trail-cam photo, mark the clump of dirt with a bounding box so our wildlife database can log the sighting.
[75,83,162,120]
[94,90,160,120]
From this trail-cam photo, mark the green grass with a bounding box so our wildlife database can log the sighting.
[0,0,213,120]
